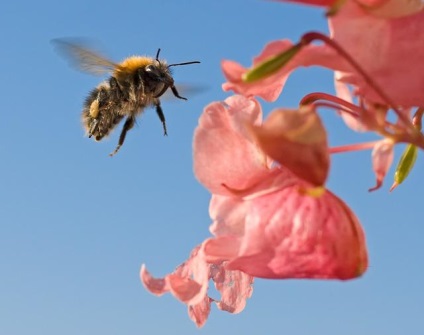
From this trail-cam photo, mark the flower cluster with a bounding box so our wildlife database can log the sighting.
[141,0,424,327]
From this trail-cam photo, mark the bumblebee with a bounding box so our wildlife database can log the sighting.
[53,39,200,156]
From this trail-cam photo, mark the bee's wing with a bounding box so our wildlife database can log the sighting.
[52,39,119,75]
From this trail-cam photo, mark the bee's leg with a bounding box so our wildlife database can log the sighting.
[170,85,187,100]
[109,116,135,157]
[154,101,168,136]
[88,119,98,138]
[88,87,108,138]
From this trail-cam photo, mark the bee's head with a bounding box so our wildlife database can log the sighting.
[144,62,174,85]
[136,57,172,97]
[137,49,200,99]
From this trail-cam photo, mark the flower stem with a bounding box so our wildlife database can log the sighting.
[330,141,380,154]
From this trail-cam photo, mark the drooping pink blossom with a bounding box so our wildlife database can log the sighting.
[142,95,368,326]
[194,95,368,279]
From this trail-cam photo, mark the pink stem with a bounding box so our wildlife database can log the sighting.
[330,141,380,154]
[303,92,397,133]
[302,92,363,115]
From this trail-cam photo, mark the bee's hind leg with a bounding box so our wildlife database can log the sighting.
[88,119,99,138]
[109,116,135,157]
[86,87,108,139]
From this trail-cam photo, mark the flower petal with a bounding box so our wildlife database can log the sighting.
[369,139,394,191]
[204,174,368,280]
[188,296,213,328]
[329,1,424,106]
[142,244,254,327]
[249,106,330,186]
[211,265,254,314]
[140,264,169,296]
[209,195,248,237]
[141,246,208,306]
[193,95,272,195]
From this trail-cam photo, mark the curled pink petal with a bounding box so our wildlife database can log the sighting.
[211,265,254,314]
[141,268,204,304]
[166,274,203,303]
[249,106,330,186]
[369,139,394,191]
[193,95,272,196]
[140,264,169,296]
[141,246,208,306]
[142,244,254,327]
[188,296,213,328]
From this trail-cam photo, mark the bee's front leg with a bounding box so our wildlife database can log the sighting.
[154,100,168,136]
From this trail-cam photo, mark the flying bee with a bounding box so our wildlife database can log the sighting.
[52,39,200,156]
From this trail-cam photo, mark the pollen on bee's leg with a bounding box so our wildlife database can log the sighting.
[89,100,100,118]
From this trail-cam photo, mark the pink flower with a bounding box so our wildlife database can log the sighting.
[195,95,368,279]
[223,1,424,108]
[222,1,424,191]
[141,95,368,326]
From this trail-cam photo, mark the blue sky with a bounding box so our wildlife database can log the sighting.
[1,1,423,334]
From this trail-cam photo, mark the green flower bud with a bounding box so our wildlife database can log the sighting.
[242,44,301,83]
[394,144,418,186]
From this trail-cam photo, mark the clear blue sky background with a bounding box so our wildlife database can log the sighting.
[1,1,423,334]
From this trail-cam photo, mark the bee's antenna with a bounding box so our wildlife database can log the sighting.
[156,48,161,61]
[168,61,201,68]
